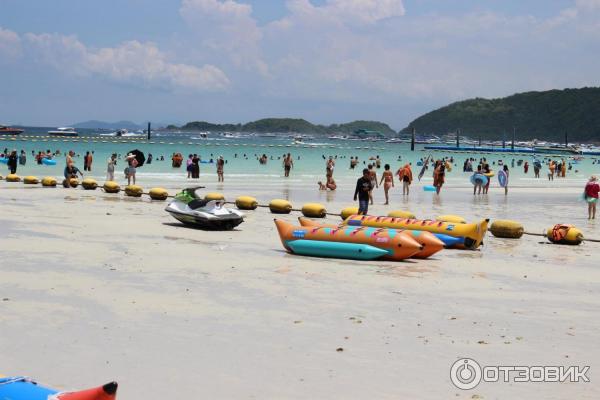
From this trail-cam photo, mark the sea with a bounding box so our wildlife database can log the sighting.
[1,126,599,199]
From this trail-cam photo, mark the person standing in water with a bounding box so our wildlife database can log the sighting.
[379,164,394,205]
[283,153,293,177]
[7,150,18,174]
[584,176,599,219]
[354,168,373,215]
[396,163,413,196]
[502,164,509,195]
[217,156,225,182]
[106,153,117,181]
[126,153,138,185]
[433,160,445,194]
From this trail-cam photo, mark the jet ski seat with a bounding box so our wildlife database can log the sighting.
[189,198,211,210]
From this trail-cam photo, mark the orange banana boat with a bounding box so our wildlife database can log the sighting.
[275,219,422,261]
[298,217,444,259]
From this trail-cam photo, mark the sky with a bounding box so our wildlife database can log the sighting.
[1,0,599,129]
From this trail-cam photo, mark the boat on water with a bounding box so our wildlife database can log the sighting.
[47,127,78,137]
[0,124,24,135]
[533,145,582,155]
[100,128,143,138]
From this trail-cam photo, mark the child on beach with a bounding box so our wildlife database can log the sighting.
[502,165,509,195]
[187,154,193,178]
[473,165,483,195]
[379,164,394,205]
[584,176,599,219]
[106,154,116,181]
[354,168,373,215]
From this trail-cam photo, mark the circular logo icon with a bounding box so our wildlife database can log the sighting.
[450,358,482,390]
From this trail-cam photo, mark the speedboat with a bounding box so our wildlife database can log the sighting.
[0,124,24,135]
[165,187,244,230]
[100,128,143,137]
[48,127,78,136]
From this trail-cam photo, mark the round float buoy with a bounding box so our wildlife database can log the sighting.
[81,178,98,190]
[63,178,79,188]
[547,224,583,245]
[340,206,359,220]
[103,181,120,193]
[125,185,143,197]
[235,196,258,210]
[41,176,57,187]
[205,192,225,201]
[436,215,466,224]
[388,210,416,219]
[23,176,39,185]
[490,220,524,239]
[149,187,169,200]
[302,203,326,218]
[6,174,20,182]
[269,199,292,214]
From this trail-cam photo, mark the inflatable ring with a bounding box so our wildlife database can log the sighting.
[205,192,225,201]
[340,206,359,220]
[436,215,466,224]
[23,176,39,185]
[149,187,169,200]
[388,210,416,219]
[82,178,98,190]
[6,174,20,182]
[269,199,292,214]
[490,220,524,239]
[103,181,121,193]
[125,185,143,197]
[42,177,57,187]
[235,196,258,210]
[301,203,326,218]
[484,171,495,178]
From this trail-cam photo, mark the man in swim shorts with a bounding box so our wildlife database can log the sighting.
[283,153,293,177]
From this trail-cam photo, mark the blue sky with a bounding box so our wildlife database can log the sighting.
[1,0,598,128]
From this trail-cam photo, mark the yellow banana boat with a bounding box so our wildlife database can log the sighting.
[342,214,488,250]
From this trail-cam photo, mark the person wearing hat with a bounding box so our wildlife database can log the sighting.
[584,176,599,219]
[217,155,225,182]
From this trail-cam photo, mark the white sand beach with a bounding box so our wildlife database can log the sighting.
[1,183,599,399]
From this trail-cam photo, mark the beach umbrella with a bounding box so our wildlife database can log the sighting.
[128,149,145,167]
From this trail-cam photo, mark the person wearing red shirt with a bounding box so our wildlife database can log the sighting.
[584,176,599,219]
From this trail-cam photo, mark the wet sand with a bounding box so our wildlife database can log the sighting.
[1,184,599,399]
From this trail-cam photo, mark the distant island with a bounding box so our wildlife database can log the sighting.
[167,119,396,136]
[401,87,600,142]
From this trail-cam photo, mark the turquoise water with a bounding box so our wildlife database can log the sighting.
[2,128,599,192]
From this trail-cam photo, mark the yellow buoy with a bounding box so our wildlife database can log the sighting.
[387,210,416,219]
[149,187,169,200]
[125,185,144,197]
[23,176,39,185]
[204,192,225,201]
[103,181,121,193]
[69,178,79,187]
[235,196,258,210]
[490,220,524,239]
[340,206,359,220]
[81,178,98,190]
[41,177,57,187]
[269,199,292,214]
[302,203,326,218]
[546,224,583,245]
[6,174,20,182]
[436,215,466,224]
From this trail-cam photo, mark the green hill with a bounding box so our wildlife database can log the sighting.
[401,87,600,142]
[175,118,396,135]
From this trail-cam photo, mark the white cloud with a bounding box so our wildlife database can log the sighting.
[0,26,22,61]
[180,0,268,75]
[23,33,230,91]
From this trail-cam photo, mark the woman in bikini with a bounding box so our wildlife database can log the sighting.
[379,164,394,205]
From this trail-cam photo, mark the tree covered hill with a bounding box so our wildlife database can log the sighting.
[174,118,396,135]
[401,87,600,142]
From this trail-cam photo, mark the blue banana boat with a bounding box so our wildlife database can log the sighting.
[287,239,389,260]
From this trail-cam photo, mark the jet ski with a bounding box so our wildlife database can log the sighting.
[165,187,244,230]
